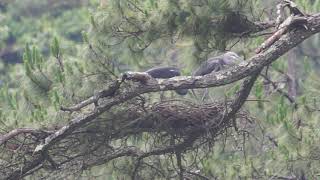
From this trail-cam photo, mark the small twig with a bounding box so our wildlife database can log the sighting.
[60,79,124,112]
[88,44,118,78]
[43,151,59,170]
[259,74,296,105]
[131,133,201,180]
[186,171,211,180]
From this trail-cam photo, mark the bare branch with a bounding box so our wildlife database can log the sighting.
[81,146,142,170]
[256,15,307,53]
[60,79,123,111]
[260,74,296,105]
[0,128,53,146]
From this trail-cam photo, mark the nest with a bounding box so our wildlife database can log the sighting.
[123,99,249,136]
[0,99,252,179]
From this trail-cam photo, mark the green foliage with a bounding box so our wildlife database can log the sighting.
[23,44,51,91]
[51,37,60,59]
[89,0,260,72]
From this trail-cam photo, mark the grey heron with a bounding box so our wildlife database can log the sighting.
[192,51,243,100]
[193,51,243,76]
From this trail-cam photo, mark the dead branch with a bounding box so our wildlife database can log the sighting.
[81,146,142,170]
[260,74,296,105]
[0,128,53,146]
[256,1,308,54]
[255,15,307,54]
[60,78,125,111]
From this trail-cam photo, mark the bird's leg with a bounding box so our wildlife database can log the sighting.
[201,88,209,102]
[160,91,165,101]
[208,91,215,102]
[191,89,198,99]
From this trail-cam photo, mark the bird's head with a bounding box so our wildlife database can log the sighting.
[222,51,243,65]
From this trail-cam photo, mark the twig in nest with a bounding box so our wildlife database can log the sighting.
[131,132,200,180]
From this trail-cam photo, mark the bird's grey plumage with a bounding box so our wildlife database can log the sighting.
[146,67,181,79]
[192,52,243,101]
[193,51,242,76]
[145,67,188,95]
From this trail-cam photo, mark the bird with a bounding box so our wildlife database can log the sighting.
[192,51,243,100]
[145,67,188,95]
[193,51,243,76]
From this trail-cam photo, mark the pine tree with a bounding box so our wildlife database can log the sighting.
[1,0,320,179]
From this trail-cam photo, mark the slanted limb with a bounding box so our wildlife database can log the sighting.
[256,15,307,53]
[60,79,124,112]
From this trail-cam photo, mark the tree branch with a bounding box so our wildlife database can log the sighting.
[0,128,53,146]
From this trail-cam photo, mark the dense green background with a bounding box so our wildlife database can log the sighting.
[1,0,320,179]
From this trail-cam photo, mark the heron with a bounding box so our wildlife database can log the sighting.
[192,51,243,100]
[193,51,243,76]
[145,67,188,96]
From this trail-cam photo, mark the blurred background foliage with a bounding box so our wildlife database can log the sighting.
[1,0,320,179]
